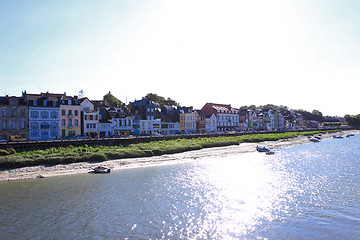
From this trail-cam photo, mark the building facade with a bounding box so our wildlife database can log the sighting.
[0,96,29,140]
[60,96,81,139]
[205,113,217,133]
[80,98,99,138]
[201,103,239,132]
[25,92,61,140]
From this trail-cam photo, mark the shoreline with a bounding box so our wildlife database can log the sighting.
[1,130,358,182]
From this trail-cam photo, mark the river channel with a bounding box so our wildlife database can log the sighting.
[1,135,359,239]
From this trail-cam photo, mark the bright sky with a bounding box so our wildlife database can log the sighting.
[1,0,360,116]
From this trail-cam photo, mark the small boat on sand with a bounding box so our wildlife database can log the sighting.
[333,136,344,139]
[256,145,271,152]
[92,166,111,173]
[310,138,321,142]
[266,151,275,155]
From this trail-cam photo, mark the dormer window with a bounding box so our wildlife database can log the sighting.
[33,100,37,106]
[68,100,72,105]
[43,100,47,106]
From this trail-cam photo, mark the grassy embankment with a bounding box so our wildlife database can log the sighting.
[0,131,331,168]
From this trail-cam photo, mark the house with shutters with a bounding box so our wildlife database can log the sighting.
[80,98,99,138]
[60,95,81,139]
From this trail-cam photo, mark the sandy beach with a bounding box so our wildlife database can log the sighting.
[1,130,358,182]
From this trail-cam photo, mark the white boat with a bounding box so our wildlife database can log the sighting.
[256,145,270,152]
[310,138,321,142]
[92,166,111,173]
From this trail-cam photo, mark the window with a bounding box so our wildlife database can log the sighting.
[41,111,49,119]
[33,100,37,106]
[21,121,25,129]
[43,100,47,106]
[68,110,72,116]
[53,101,57,107]
[40,122,50,129]
[31,111,39,118]
[20,109,25,118]
[74,119,78,126]
[68,119,72,127]
[61,119,65,126]
[62,110,65,116]
[90,115,93,120]
[12,120,16,130]
[51,111,58,119]
[68,100,72,105]
[12,110,17,117]
[75,110,78,116]
[31,122,38,129]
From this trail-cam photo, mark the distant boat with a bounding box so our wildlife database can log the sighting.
[333,136,344,139]
[266,151,275,155]
[310,138,321,142]
[346,134,355,137]
[256,145,271,152]
[92,166,111,173]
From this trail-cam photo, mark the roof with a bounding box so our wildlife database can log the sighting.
[205,103,237,113]
[24,92,63,102]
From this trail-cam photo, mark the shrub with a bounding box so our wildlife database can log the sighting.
[0,149,9,156]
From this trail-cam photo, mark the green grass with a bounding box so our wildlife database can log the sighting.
[0,130,333,168]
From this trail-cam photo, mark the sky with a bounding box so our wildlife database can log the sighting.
[1,0,360,116]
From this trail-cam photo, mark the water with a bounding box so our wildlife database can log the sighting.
[1,136,360,239]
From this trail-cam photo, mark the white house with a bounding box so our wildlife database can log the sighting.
[80,98,99,138]
[135,119,161,135]
[205,113,217,133]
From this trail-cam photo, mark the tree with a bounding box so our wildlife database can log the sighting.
[103,92,123,107]
[345,114,360,126]
[143,93,180,106]
[78,89,85,98]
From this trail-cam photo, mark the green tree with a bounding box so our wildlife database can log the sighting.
[144,93,180,106]
[103,92,123,107]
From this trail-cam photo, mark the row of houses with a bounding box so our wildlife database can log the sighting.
[0,92,318,141]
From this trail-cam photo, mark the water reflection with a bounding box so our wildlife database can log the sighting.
[2,137,359,239]
[158,152,293,239]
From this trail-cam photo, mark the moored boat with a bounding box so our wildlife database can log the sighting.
[256,145,270,152]
[310,138,321,142]
[92,166,111,173]
[346,134,355,137]
[266,151,275,155]
[333,136,344,139]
